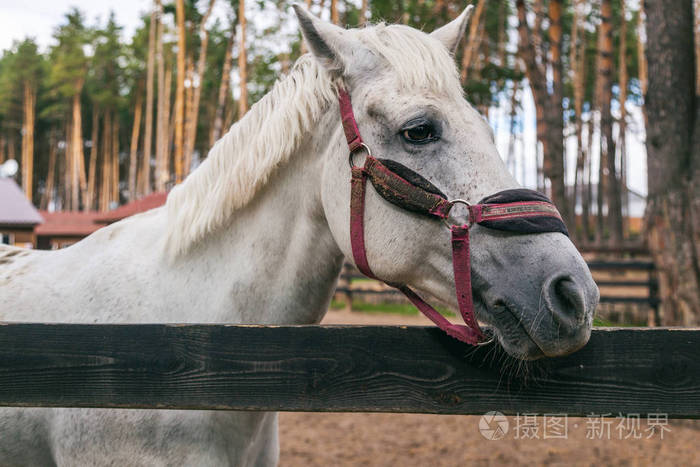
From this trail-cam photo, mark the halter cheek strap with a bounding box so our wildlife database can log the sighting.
[349,157,485,343]
[338,87,567,345]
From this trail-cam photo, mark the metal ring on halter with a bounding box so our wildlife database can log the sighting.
[348,143,372,168]
[443,198,471,228]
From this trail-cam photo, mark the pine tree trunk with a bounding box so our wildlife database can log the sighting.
[506,81,519,175]
[161,66,172,189]
[183,0,216,173]
[64,120,72,211]
[360,0,368,25]
[460,0,485,83]
[100,111,112,212]
[41,132,57,211]
[211,16,237,146]
[515,0,551,204]
[174,0,187,183]
[112,117,119,203]
[644,0,700,325]
[167,87,176,177]
[86,109,100,211]
[583,114,593,241]
[71,90,84,210]
[0,133,5,163]
[594,17,605,243]
[183,59,194,175]
[637,6,649,128]
[129,91,143,200]
[141,3,157,195]
[597,0,623,245]
[238,0,249,118]
[155,0,167,192]
[330,0,339,24]
[619,0,629,237]
[570,2,585,241]
[21,81,35,203]
[542,0,569,227]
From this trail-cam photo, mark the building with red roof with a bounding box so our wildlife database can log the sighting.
[33,192,168,249]
[93,192,167,224]
[0,181,167,249]
[35,211,103,250]
[0,178,43,247]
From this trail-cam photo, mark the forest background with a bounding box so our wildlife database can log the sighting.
[1,0,699,322]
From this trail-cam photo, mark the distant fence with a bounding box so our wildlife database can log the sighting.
[587,260,659,319]
[335,259,660,323]
[0,323,698,418]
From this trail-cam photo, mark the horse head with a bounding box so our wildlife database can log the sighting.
[294,5,599,360]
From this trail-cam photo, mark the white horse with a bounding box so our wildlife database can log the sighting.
[0,5,598,466]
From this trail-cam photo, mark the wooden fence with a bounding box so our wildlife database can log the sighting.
[335,260,660,321]
[0,323,698,418]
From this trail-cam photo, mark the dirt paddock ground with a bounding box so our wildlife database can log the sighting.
[277,310,700,467]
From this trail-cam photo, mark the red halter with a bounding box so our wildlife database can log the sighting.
[339,88,567,345]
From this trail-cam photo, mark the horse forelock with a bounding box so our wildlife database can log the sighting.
[163,22,463,259]
[354,23,464,100]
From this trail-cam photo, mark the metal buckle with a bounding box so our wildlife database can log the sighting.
[348,143,372,168]
[443,199,471,228]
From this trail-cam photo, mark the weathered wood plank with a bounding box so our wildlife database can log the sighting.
[0,324,697,417]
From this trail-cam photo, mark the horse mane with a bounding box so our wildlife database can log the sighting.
[163,23,462,258]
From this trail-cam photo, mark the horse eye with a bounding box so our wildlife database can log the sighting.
[402,124,436,144]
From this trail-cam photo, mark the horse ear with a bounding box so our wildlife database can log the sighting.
[430,5,474,54]
[293,4,356,75]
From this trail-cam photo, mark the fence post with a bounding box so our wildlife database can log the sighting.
[337,263,353,312]
[648,266,660,327]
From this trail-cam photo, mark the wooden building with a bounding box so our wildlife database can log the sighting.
[0,178,43,248]
[93,192,167,225]
[35,211,103,250]
[34,192,167,249]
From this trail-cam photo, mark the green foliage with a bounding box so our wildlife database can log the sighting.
[88,12,124,110]
[0,0,646,210]
[47,9,90,99]
[0,39,45,122]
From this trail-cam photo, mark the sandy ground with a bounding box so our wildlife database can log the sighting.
[277,310,700,467]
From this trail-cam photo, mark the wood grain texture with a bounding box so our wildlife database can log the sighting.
[0,324,698,417]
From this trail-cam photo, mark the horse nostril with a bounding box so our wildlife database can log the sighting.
[545,276,587,326]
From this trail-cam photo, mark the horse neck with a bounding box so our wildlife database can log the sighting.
[178,109,346,325]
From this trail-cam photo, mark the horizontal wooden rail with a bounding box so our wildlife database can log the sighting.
[599,296,660,305]
[586,260,656,270]
[595,280,656,287]
[0,324,697,417]
[577,245,650,255]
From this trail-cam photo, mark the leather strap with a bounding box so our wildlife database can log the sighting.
[395,224,485,344]
[364,157,453,219]
[338,88,364,152]
[450,225,483,341]
[350,166,377,279]
[342,86,486,344]
[338,86,563,345]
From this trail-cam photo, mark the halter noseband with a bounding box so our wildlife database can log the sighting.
[339,87,568,345]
